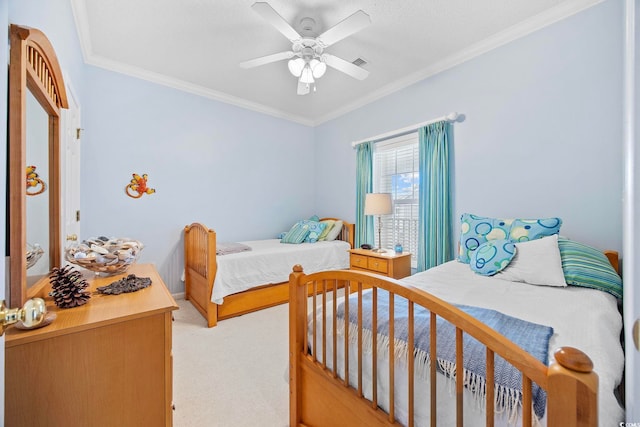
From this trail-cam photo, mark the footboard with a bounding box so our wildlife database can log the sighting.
[184,223,218,327]
[288,266,598,427]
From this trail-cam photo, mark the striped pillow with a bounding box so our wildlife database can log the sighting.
[557,237,622,299]
[281,221,310,244]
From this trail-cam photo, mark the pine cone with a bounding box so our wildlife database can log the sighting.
[49,265,91,309]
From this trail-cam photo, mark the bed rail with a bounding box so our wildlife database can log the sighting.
[288,265,597,427]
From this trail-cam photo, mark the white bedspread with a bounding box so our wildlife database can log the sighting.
[309,260,624,426]
[402,260,625,425]
[212,239,350,304]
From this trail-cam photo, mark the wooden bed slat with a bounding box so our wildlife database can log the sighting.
[322,280,327,370]
[408,301,415,427]
[430,312,437,427]
[388,292,396,423]
[456,327,464,427]
[372,286,379,409]
[344,281,350,387]
[358,282,364,396]
[523,375,533,427]
[486,347,495,427]
[333,281,338,379]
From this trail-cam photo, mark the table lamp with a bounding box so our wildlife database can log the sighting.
[364,193,392,253]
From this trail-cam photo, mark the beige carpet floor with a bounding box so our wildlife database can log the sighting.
[172,299,290,427]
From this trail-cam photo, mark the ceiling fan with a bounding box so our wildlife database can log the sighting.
[240,2,371,95]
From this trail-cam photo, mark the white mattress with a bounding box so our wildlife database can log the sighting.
[212,239,350,304]
[309,260,624,426]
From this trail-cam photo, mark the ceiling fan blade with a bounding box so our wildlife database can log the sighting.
[317,10,371,47]
[240,51,295,69]
[323,54,369,80]
[297,80,310,95]
[251,2,301,42]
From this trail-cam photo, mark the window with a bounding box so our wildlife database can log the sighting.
[373,133,419,264]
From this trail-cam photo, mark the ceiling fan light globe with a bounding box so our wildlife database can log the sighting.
[299,65,315,84]
[312,61,327,78]
[288,58,305,77]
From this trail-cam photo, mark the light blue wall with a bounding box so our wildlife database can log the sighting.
[315,0,623,254]
[81,66,315,291]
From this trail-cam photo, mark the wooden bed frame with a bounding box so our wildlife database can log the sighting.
[288,251,621,427]
[183,218,354,327]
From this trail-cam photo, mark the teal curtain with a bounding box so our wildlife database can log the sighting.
[355,142,374,248]
[417,122,453,272]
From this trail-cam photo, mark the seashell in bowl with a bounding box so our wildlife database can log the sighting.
[65,237,143,276]
[26,243,44,269]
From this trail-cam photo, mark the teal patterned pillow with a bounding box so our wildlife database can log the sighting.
[458,214,513,263]
[470,239,517,276]
[509,218,563,243]
[458,213,562,264]
[281,221,310,244]
[303,220,327,243]
[557,238,622,299]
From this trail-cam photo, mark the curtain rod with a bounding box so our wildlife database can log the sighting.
[351,112,459,147]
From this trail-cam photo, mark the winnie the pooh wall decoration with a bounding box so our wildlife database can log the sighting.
[125,173,155,198]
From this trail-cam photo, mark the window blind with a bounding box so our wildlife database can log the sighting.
[373,133,419,264]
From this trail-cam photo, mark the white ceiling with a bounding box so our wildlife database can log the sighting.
[71,0,602,126]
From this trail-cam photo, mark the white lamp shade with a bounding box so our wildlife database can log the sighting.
[364,193,392,215]
[288,58,305,77]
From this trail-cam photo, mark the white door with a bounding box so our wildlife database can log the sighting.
[60,86,81,255]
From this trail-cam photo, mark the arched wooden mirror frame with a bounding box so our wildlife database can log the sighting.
[9,24,68,307]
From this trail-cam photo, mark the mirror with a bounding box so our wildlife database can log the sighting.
[9,24,68,307]
[25,90,51,282]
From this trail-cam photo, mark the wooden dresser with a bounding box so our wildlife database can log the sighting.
[349,248,412,279]
[5,263,179,427]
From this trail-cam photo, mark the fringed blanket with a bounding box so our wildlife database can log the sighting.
[336,290,553,422]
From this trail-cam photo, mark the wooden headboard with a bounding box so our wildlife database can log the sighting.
[604,250,620,275]
[319,217,355,248]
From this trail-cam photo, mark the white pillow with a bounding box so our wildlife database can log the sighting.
[494,234,567,287]
[324,220,343,241]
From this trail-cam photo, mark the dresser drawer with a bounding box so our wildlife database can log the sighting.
[367,257,388,274]
[350,254,368,269]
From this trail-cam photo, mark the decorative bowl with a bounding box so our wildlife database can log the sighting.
[26,243,44,269]
[65,237,143,276]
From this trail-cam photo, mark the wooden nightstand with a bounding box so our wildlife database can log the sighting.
[349,248,412,279]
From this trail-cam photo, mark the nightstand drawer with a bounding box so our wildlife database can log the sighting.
[349,249,411,279]
[350,254,368,269]
[367,257,388,274]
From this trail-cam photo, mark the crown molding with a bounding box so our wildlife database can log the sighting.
[86,55,316,126]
